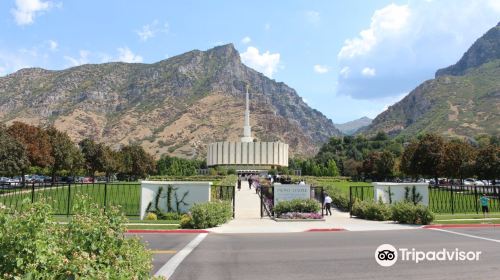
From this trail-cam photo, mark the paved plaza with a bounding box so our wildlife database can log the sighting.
[210,182,420,233]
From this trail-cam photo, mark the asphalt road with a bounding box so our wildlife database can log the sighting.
[135,227,500,280]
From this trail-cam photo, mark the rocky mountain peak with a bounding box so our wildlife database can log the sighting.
[436,22,500,77]
[0,43,341,159]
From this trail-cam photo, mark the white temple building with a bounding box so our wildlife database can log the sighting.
[206,86,289,169]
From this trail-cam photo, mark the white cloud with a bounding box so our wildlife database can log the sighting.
[241,36,251,44]
[337,0,500,100]
[117,47,143,63]
[313,64,329,74]
[136,20,169,41]
[361,67,376,77]
[339,66,350,78]
[338,4,410,59]
[11,0,55,26]
[64,50,90,66]
[489,0,500,12]
[0,66,6,76]
[240,46,280,78]
[305,10,320,25]
[264,23,271,31]
[48,40,58,51]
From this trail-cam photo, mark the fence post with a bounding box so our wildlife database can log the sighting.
[361,186,364,201]
[66,183,71,217]
[349,186,353,218]
[260,188,263,218]
[232,186,235,218]
[103,183,108,213]
[450,185,454,214]
[31,183,35,203]
[474,186,479,214]
[321,187,324,217]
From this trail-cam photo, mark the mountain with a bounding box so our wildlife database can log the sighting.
[436,22,500,77]
[363,23,500,139]
[0,44,341,159]
[334,117,372,135]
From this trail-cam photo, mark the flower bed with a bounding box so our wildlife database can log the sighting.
[278,212,323,219]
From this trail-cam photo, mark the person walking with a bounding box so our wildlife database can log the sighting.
[479,194,490,218]
[237,177,242,191]
[248,177,253,189]
[324,194,333,216]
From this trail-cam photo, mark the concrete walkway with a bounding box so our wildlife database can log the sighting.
[210,182,421,233]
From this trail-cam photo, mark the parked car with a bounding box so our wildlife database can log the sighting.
[464,178,485,186]
[0,177,20,188]
[82,177,94,183]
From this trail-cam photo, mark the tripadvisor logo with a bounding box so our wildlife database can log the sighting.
[375,244,482,267]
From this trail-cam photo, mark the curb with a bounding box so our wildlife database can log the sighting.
[424,224,500,229]
[127,229,210,234]
[305,228,346,232]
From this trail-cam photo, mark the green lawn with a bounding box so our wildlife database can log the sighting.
[0,183,141,216]
[433,219,500,225]
[429,187,500,214]
[302,177,371,195]
[435,213,500,220]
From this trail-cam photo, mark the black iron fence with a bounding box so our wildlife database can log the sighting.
[258,185,325,218]
[429,184,500,214]
[0,182,140,216]
[211,185,236,218]
[349,184,500,215]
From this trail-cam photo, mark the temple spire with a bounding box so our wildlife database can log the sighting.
[241,85,253,142]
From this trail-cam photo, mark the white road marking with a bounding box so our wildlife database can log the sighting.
[154,233,208,278]
[430,228,500,243]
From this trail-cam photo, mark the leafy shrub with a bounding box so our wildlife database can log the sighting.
[179,214,193,229]
[351,200,392,221]
[392,202,434,225]
[183,201,232,229]
[329,190,349,212]
[145,212,158,220]
[161,212,181,220]
[352,200,434,225]
[0,198,155,279]
[274,199,321,216]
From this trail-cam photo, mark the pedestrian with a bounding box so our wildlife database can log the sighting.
[248,177,253,189]
[479,194,490,218]
[324,194,333,216]
[237,177,241,191]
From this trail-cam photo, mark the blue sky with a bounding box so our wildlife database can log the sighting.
[1,0,499,123]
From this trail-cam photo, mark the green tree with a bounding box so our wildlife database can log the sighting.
[0,126,29,176]
[119,144,155,180]
[401,141,418,178]
[411,134,446,184]
[376,151,396,181]
[475,145,500,181]
[342,159,362,180]
[101,146,122,182]
[326,159,340,176]
[443,140,476,182]
[46,127,81,183]
[79,138,111,179]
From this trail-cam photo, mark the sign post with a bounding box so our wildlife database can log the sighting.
[273,184,310,205]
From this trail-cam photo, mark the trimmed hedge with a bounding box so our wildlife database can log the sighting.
[181,201,232,229]
[392,202,435,225]
[351,200,392,221]
[274,199,321,216]
[351,200,434,225]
